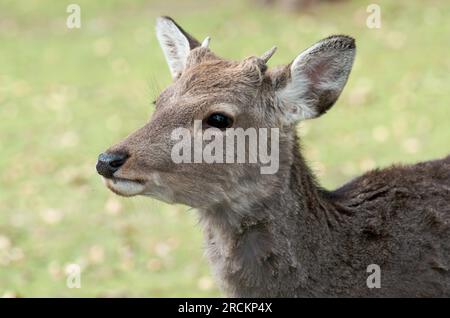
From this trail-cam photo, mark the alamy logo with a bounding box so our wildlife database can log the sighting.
[366,264,381,289]
[366,4,381,29]
[66,4,81,29]
[66,263,81,288]
[171,120,280,174]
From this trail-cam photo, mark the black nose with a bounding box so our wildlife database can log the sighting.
[96,152,128,178]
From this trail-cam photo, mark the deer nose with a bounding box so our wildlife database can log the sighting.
[96,152,128,178]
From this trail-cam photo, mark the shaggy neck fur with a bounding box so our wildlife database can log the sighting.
[198,133,349,297]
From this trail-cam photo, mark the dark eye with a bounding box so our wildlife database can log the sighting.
[205,113,234,129]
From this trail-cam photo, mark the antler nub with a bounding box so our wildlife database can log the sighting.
[260,46,277,64]
[201,36,211,48]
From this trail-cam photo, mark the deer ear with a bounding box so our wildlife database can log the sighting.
[274,35,356,123]
[156,16,201,79]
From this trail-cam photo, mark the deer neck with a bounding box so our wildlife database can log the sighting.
[198,134,343,297]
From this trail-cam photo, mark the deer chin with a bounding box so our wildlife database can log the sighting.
[103,177,145,197]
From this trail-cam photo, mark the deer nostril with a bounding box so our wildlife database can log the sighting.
[96,152,129,178]
[110,158,126,168]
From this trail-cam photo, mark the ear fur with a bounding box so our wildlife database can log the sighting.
[156,16,201,79]
[275,35,356,123]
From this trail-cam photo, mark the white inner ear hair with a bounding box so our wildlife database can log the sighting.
[156,18,191,78]
[275,67,318,122]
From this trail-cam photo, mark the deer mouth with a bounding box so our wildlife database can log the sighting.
[103,177,146,197]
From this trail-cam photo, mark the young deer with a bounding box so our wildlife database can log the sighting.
[96,17,450,297]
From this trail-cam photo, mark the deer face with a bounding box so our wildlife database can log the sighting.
[96,17,355,208]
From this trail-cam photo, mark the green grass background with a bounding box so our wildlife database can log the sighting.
[0,0,449,297]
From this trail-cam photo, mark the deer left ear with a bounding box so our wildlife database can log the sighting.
[155,16,201,79]
[274,35,356,123]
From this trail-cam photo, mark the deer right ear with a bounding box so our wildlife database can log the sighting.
[156,16,201,79]
[273,35,356,124]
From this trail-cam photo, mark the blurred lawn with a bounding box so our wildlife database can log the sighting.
[0,0,449,297]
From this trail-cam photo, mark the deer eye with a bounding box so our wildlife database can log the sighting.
[205,113,234,129]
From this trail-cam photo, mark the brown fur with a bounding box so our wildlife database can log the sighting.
[97,18,450,297]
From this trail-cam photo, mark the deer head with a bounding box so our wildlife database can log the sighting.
[96,16,355,209]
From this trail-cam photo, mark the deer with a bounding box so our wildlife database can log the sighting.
[96,17,450,297]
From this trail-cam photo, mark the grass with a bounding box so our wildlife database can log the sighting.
[0,0,449,297]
